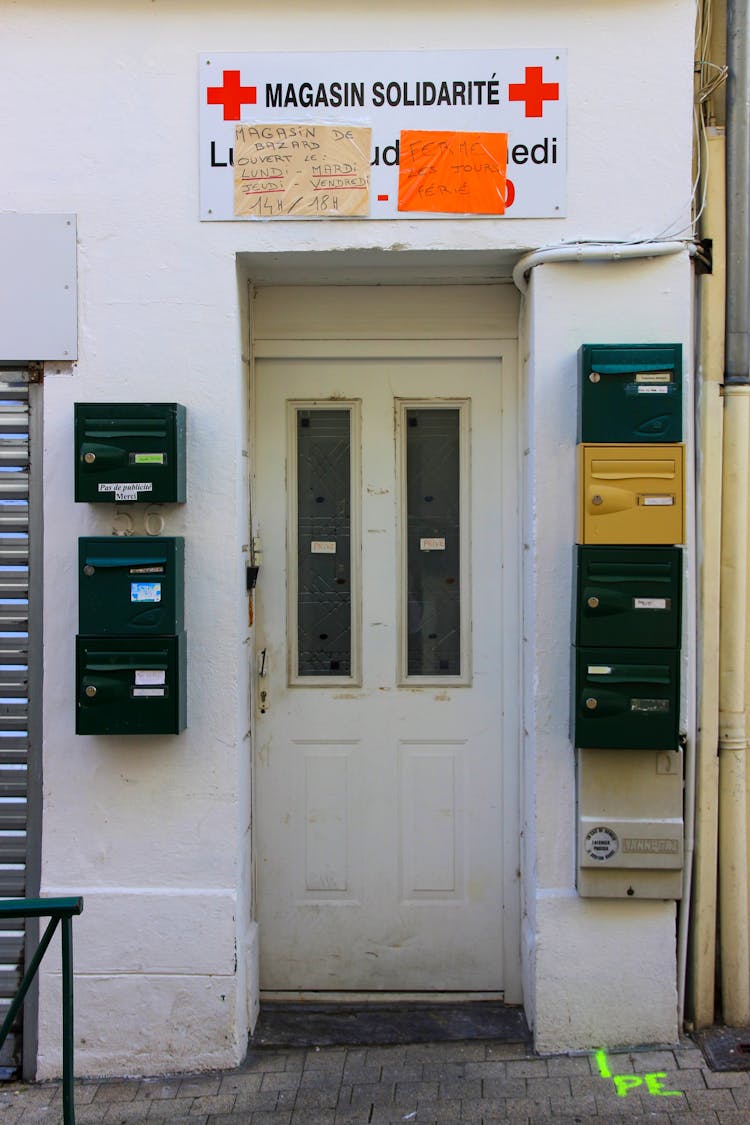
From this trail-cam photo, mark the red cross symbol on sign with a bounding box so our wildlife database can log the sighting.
[206,70,257,120]
[508,66,559,117]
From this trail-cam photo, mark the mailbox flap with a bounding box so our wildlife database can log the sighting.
[84,656,170,672]
[583,662,671,685]
[589,362,676,376]
[81,418,171,437]
[83,553,168,569]
[590,459,677,479]
[586,559,673,579]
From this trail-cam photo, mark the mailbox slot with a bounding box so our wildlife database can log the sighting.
[74,403,186,503]
[76,635,187,735]
[579,343,682,443]
[575,545,682,648]
[578,443,685,545]
[79,537,185,635]
[574,647,680,750]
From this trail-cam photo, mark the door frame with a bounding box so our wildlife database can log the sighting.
[249,284,523,1003]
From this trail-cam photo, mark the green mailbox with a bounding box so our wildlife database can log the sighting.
[79,537,184,635]
[76,634,187,735]
[579,344,682,443]
[74,403,186,503]
[575,546,682,649]
[574,648,680,750]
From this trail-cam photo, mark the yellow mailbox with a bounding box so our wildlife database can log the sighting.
[578,444,685,545]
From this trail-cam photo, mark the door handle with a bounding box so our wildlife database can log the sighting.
[258,648,269,713]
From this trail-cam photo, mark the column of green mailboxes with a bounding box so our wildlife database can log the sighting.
[574,345,683,751]
[74,404,187,734]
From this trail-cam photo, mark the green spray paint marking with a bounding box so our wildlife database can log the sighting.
[594,1051,682,1098]
[595,1049,612,1078]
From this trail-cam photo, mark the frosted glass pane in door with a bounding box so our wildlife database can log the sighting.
[405,408,460,676]
[296,408,352,676]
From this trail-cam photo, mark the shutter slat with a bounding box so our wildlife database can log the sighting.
[0,935,25,959]
[0,870,25,895]
[0,803,27,830]
[0,508,28,532]
[0,604,29,626]
[0,968,23,991]
[0,837,27,863]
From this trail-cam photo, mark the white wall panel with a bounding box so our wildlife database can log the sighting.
[0,216,77,361]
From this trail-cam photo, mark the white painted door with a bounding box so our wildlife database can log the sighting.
[254,347,519,993]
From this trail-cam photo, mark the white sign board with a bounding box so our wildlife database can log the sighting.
[199,50,566,221]
[0,214,77,360]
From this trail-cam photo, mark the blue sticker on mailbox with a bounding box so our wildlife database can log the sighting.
[130,581,162,603]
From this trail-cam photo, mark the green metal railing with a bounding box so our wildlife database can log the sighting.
[0,897,83,1125]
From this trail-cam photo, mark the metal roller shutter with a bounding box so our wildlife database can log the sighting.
[0,368,41,1076]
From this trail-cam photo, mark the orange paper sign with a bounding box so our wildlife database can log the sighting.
[398,130,508,215]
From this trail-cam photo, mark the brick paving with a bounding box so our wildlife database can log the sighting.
[0,1039,745,1123]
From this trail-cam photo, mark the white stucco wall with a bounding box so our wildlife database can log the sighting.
[0,0,695,1076]
[523,257,691,1051]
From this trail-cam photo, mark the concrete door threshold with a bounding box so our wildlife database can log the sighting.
[251,1000,530,1048]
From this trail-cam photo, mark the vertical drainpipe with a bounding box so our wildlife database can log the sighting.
[719,0,750,1027]
[691,127,724,1030]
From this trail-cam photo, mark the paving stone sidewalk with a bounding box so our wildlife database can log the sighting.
[0,1038,747,1124]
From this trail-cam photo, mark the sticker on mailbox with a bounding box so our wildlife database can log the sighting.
[311,541,336,554]
[130,453,166,465]
[584,826,619,862]
[635,371,672,383]
[634,597,670,611]
[135,669,166,686]
[131,581,162,603]
[97,482,153,494]
[132,687,167,698]
[630,698,670,713]
[420,538,446,551]
[639,495,675,506]
[98,482,154,502]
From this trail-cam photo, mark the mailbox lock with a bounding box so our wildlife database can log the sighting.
[83,451,96,464]
[589,372,601,383]
[83,565,95,577]
[84,685,97,698]
[587,595,600,609]
[585,697,598,710]
[592,494,603,506]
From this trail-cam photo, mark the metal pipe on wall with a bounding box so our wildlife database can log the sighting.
[718,0,750,1027]
[689,122,725,1029]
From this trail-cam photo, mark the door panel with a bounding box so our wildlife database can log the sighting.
[254,355,516,991]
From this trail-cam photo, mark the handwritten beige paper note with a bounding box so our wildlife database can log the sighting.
[234,123,371,218]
